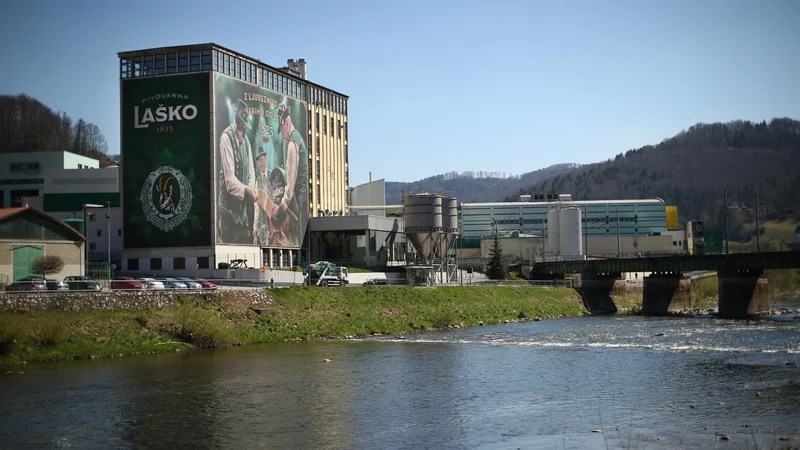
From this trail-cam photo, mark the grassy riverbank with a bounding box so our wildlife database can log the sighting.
[0,286,585,365]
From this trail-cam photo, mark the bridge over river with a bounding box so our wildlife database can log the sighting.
[530,246,800,318]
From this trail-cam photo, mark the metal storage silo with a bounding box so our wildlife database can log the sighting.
[547,208,560,255]
[442,197,458,234]
[558,207,583,256]
[404,193,443,261]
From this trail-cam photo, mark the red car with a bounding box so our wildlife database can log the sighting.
[111,276,146,291]
[193,278,217,290]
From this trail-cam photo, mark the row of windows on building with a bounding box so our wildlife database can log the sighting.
[462,205,666,215]
[9,162,41,172]
[120,49,348,113]
[306,137,349,174]
[127,257,210,271]
[120,50,212,78]
[310,112,348,139]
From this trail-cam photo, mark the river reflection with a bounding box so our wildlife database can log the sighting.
[1,311,799,449]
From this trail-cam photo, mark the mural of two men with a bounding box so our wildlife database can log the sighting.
[216,96,308,247]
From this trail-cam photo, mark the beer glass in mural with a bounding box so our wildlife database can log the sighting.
[214,73,308,248]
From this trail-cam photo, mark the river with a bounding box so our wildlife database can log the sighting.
[2,302,799,449]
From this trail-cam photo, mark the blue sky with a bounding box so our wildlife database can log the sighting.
[1,0,798,186]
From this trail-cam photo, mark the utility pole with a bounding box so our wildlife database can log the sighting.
[616,205,621,258]
[755,188,760,252]
[723,185,729,254]
[459,233,462,285]
[540,220,545,260]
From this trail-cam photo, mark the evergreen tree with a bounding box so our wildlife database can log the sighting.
[487,222,508,280]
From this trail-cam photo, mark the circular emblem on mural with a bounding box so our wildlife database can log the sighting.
[141,166,192,232]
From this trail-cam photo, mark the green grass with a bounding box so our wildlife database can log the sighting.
[0,286,585,364]
[736,219,798,247]
[611,292,643,312]
[252,286,585,342]
[767,269,800,294]
[0,309,186,364]
[691,276,720,309]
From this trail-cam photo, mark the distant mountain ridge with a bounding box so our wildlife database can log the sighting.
[509,118,800,231]
[384,164,581,204]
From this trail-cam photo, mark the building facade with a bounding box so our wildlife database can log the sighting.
[117,43,349,274]
[42,166,120,218]
[460,198,668,239]
[349,179,387,217]
[0,206,86,284]
[0,151,99,209]
[457,197,675,264]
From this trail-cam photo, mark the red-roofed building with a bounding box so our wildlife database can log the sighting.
[0,206,86,285]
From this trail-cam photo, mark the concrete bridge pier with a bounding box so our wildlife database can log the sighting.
[576,271,620,314]
[641,272,692,315]
[718,268,770,318]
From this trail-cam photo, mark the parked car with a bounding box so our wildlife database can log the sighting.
[45,279,69,291]
[175,277,203,290]
[192,278,218,290]
[6,276,47,293]
[111,276,146,291]
[156,277,187,290]
[138,278,165,290]
[363,278,390,286]
[64,276,102,292]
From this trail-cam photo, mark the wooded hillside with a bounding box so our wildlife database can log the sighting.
[385,164,580,204]
[511,118,800,233]
[0,94,111,165]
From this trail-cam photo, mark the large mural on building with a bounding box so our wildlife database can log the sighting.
[121,72,212,248]
[214,73,308,248]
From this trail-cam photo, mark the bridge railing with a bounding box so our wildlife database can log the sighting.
[725,243,792,254]
[587,250,689,259]
[583,244,793,261]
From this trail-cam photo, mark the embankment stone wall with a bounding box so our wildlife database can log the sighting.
[0,290,276,312]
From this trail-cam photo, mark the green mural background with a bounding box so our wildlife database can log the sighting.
[121,72,212,248]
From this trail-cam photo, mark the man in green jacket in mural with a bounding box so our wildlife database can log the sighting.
[218,99,257,244]
[276,104,308,246]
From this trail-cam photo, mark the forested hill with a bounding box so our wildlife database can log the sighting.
[510,118,800,227]
[0,94,112,165]
[385,164,580,204]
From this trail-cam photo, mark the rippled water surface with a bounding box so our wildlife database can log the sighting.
[1,309,799,449]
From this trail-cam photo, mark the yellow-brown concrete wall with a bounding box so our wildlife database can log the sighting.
[308,104,348,217]
[0,240,84,283]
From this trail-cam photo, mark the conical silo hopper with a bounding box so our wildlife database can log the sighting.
[404,193,443,261]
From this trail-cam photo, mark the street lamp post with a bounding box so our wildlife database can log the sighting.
[105,201,111,280]
[83,203,104,280]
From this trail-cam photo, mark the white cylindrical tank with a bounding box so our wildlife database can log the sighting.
[558,207,583,256]
[547,208,560,255]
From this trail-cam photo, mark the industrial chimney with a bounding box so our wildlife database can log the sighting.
[286,58,307,80]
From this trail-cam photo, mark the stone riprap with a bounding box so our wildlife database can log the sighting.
[0,289,276,312]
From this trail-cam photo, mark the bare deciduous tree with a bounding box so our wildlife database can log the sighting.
[31,255,65,277]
